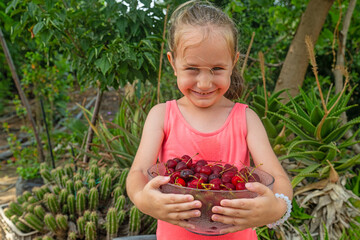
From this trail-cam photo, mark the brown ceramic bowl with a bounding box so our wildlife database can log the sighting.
[147,161,274,236]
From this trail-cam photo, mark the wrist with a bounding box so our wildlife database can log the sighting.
[276,196,287,219]
[267,193,292,229]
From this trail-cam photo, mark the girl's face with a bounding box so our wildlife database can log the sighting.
[167,26,238,108]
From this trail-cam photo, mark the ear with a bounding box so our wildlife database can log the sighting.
[167,52,177,76]
[233,52,240,67]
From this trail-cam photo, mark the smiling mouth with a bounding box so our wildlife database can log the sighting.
[192,90,216,95]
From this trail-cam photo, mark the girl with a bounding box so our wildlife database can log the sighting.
[126,1,293,239]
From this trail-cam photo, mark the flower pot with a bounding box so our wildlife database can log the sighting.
[0,204,38,240]
[15,177,44,197]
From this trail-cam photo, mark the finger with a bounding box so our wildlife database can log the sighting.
[168,208,201,220]
[245,182,270,196]
[219,198,254,210]
[148,176,170,189]
[211,214,247,227]
[162,193,196,204]
[166,200,202,212]
[212,205,250,218]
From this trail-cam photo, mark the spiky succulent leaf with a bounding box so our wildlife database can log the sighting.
[46,193,60,214]
[56,214,68,231]
[44,213,57,233]
[128,205,141,236]
[88,178,96,189]
[23,212,44,232]
[90,211,98,227]
[76,216,85,237]
[34,205,46,219]
[67,194,75,215]
[85,221,97,240]
[66,180,75,195]
[114,195,126,213]
[100,174,112,201]
[106,207,118,237]
[9,202,23,216]
[76,190,86,216]
[89,187,99,211]
[59,188,69,206]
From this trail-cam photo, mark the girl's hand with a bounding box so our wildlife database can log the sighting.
[211,182,287,234]
[135,176,202,229]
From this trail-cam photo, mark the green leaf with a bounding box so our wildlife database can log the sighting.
[291,164,321,188]
[95,55,111,76]
[288,95,310,120]
[144,52,156,70]
[299,88,315,112]
[314,116,339,139]
[268,111,315,140]
[287,140,321,154]
[335,154,360,171]
[33,21,44,35]
[5,0,19,13]
[303,150,325,160]
[261,117,277,138]
[322,117,360,143]
[310,105,323,125]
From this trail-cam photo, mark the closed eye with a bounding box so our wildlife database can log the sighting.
[186,67,199,71]
[212,67,224,71]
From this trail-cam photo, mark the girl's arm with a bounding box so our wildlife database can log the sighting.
[245,108,293,213]
[211,108,293,233]
[126,103,201,228]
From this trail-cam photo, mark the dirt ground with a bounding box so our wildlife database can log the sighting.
[0,88,121,237]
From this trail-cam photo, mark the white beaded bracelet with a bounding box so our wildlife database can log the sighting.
[267,193,292,228]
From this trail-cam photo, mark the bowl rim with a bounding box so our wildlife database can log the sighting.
[147,161,275,193]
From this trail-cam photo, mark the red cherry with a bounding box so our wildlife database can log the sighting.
[209,178,222,185]
[180,169,194,179]
[194,165,202,173]
[208,173,220,182]
[231,175,245,186]
[170,171,181,183]
[224,164,238,172]
[200,166,212,175]
[211,165,223,174]
[174,177,186,186]
[248,173,260,182]
[188,179,204,189]
[173,157,182,163]
[221,171,235,183]
[175,161,187,171]
[166,159,177,169]
[181,154,191,160]
[236,182,246,190]
[221,183,235,190]
[239,167,250,177]
[209,182,221,190]
[199,173,209,182]
[196,160,208,166]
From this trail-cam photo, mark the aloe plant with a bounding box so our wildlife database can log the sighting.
[250,86,289,154]
[267,85,360,187]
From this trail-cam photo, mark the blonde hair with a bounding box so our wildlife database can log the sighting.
[168,0,244,99]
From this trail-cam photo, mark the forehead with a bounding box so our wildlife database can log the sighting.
[176,25,233,59]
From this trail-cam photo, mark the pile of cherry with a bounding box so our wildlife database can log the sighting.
[164,154,260,191]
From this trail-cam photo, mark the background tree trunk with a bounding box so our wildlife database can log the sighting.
[83,88,103,163]
[274,0,335,101]
[0,28,45,163]
[333,0,360,154]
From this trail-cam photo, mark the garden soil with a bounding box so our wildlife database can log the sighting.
[0,88,121,238]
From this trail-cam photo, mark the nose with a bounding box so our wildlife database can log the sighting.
[196,68,213,89]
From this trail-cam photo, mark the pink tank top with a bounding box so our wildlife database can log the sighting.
[156,100,257,240]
